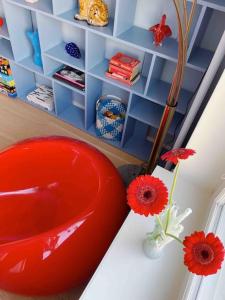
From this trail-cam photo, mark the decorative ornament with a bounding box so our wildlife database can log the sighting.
[75,0,109,27]
[149,14,172,46]
[26,31,43,67]
[127,148,225,276]
[0,17,4,28]
[65,42,81,59]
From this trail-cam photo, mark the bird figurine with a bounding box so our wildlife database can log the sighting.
[149,14,172,46]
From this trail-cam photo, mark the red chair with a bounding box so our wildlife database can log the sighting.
[0,137,127,295]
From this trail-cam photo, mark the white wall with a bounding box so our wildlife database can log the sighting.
[180,69,225,195]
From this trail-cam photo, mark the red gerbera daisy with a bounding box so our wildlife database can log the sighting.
[183,231,225,276]
[161,148,196,164]
[127,175,168,217]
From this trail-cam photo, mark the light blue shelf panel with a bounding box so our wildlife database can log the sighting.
[188,47,214,70]
[58,106,85,130]
[146,79,193,115]
[18,56,44,74]
[89,59,147,96]
[0,19,9,39]
[200,0,225,12]
[0,38,13,60]
[129,95,183,135]
[118,26,178,61]
[58,9,115,37]
[45,42,85,72]
[7,0,53,14]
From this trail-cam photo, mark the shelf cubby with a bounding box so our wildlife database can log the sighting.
[188,6,225,70]
[86,75,129,147]
[54,81,85,129]
[87,32,153,96]
[115,0,202,61]
[122,117,153,160]
[0,0,9,39]
[37,13,85,72]
[10,62,55,114]
[6,0,53,14]
[3,1,44,73]
[146,56,204,115]
[53,0,116,37]
[129,94,183,136]
[0,38,13,60]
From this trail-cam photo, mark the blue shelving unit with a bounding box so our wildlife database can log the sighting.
[0,0,224,160]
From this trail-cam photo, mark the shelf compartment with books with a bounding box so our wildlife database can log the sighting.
[87,32,153,96]
[86,75,129,148]
[115,0,202,62]
[146,56,204,115]
[42,56,85,96]
[53,0,116,37]
[129,94,183,136]
[187,7,225,70]
[37,13,85,72]
[54,81,85,130]
[0,38,13,60]
[6,0,53,14]
[121,117,153,161]
[10,62,55,114]
[3,1,44,74]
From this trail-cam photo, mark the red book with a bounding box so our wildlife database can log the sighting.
[105,71,140,86]
[110,52,140,72]
[108,64,139,81]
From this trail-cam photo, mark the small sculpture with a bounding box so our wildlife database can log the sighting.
[0,17,4,28]
[143,206,192,259]
[26,31,43,67]
[75,0,109,27]
[65,42,81,59]
[149,15,172,46]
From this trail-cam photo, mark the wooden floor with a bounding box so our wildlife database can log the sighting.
[0,95,141,300]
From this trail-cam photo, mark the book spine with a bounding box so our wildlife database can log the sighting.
[109,64,133,79]
[110,58,135,72]
[105,72,134,86]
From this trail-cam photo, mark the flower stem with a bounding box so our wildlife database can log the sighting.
[166,233,183,245]
[156,215,166,238]
[165,162,180,233]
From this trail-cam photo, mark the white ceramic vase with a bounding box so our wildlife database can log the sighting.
[143,205,192,259]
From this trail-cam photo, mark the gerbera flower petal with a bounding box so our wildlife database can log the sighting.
[127,175,168,217]
[183,231,225,276]
[161,148,196,164]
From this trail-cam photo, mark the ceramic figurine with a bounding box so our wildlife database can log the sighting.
[26,31,43,67]
[75,0,109,27]
[143,205,192,259]
[149,14,172,46]
[65,42,81,59]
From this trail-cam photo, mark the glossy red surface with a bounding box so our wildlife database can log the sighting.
[0,137,127,296]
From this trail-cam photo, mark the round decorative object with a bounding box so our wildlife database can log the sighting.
[65,42,81,59]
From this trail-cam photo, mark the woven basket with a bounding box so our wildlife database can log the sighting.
[96,95,127,142]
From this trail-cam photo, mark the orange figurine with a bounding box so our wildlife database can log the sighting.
[149,15,172,46]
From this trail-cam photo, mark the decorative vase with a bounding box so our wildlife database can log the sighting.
[143,205,192,259]
[26,30,43,67]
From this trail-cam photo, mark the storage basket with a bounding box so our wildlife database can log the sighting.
[96,95,127,142]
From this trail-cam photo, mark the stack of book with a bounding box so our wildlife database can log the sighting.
[105,52,141,86]
[0,57,17,97]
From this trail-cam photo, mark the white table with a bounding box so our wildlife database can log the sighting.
[80,167,212,300]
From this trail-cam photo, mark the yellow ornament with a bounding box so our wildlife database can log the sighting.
[75,0,109,27]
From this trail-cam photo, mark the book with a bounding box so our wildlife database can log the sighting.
[0,82,17,97]
[105,71,140,86]
[108,63,139,81]
[53,66,85,91]
[27,85,54,112]
[110,52,141,72]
